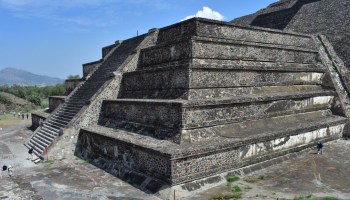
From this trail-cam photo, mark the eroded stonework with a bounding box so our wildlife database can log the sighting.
[28,16,350,199]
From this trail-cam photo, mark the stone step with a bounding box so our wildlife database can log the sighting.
[36,130,55,141]
[27,141,44,155]
[51,115,72,123]
[121,85,328,100]
[27,33,150,158]
[40,127,58,138]
[56,108,79,115]
[120,68,324,97]
[138,58,326,72]
[62,102,85,108]
[77,113,346,184]
[33,134,52,147]
[59,105,81,111]
[42,124,61,133]
[140,36,319,67]
[28,140,46,155]
[55,111,76,118]
[60,104,82,110]
[64,100,86,105]
[157,18,316,50]
[210,110,345,139]
[102,90,335,142]
[45,121,64,130]
[49,118,69,127]
[46,120,67,129]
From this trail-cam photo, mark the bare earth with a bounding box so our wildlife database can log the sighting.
[1,120,350,200]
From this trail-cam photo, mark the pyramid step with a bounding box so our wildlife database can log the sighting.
[56,110,77,117]
[121,68,324,95]
[60,105,82,111]
[47,119,68,127]
[42,124,61,133]
[139,58,326,72]
[56,109,79,116]
[140,36,319,67]
[39,129,57,139]
[64,101,85,106]
[33,134,52,147]
[46,120,67,129]
[102,89,335,141]
[157,18,315,50]
[51,115,72,123]
[45,121,63,130]
[27,142,41,154]
[211,111,347,140]
[28,141,44,155]
[35,131,53,143]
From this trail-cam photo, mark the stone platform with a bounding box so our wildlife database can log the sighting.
[74,18,349,198]
[75,115,345,197]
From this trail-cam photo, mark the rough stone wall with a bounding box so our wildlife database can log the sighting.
[231,0,350,72]
[140,39,317,68]
[75,123,344,186]
[73,76,122,129]
[102,44,118,58]
[156,18,313,49]
[31,112,49,129]
[313,35,350,138]
[48,96,66,112]
[75,130,172,184]
[83,60,101,78]
[65,79,82,95]
[103,96,332,129]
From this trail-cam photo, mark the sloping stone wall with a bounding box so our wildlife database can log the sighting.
[65,79,82,95]
[232,0,350,72]
[31,112,49,130]
[73,30,159,130]
[48,96,66,112]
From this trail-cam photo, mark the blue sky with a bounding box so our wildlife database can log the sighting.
[0,0,276,79]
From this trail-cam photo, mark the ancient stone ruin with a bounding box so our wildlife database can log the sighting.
[28,0,350,198]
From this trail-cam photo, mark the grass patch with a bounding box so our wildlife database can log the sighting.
[43,159,55,164]
[258,175,266,180]
[294,195,312,200]
[211,192,242,200]
[243,176,259,183]
[292,195,340,200]
[232,185,242,192]
[319,198,340,200]
[213,176,243,199]
[0,113,26,127]
[126,179,133,185]
[226,176,240,183]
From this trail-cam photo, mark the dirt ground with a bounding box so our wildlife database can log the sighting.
[1,119,350,200]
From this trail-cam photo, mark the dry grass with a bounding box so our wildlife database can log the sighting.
[0,113,30,127]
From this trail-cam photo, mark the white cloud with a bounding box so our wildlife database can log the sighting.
[182,6,225,21]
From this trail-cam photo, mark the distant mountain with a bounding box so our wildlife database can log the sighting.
[0,68,64,86]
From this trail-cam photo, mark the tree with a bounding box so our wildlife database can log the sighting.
[67,74,80,80]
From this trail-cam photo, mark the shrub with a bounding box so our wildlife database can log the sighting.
[227,176,240,183]
[0,93,11,104]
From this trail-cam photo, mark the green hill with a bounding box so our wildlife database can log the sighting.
[0,91,39,114]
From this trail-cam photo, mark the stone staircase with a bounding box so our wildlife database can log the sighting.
[26,34,149,157]
[75,18,348,194]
